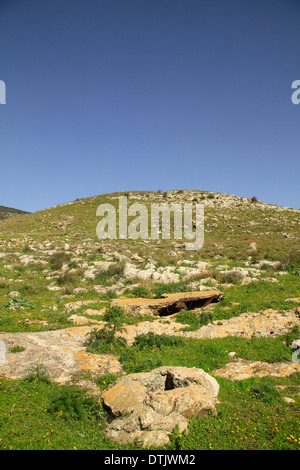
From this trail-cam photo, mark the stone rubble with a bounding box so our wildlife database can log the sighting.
[103,366,220,447]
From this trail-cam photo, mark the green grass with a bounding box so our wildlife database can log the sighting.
[208,275,300,322]
[118,333,296,375]
[0,377,138,450]
[168,375,300,450]
[0,371,298,450]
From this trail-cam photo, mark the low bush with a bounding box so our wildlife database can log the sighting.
[84,325,127,355]
[47,385,99,421]
[152,282,189,299]
[218,270,244,284]
[103,305,125,326]
[94,263,126,286]
[176,309,201,330]
[126,285,151,298]
[134,333,184,350]
[250,382,281,403]
[56,272,79,286]
[49,252,70,270]
[25,365,51,384]
[4,297,35,310]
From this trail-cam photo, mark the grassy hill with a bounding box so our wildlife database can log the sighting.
[0,189,299,262]
[0,190,299,450]
[0,205,30,221]
[0,189,299,328]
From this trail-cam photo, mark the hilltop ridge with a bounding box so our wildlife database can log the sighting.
[0,205,30,221]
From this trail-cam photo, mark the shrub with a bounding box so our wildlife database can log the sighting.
[25,365,51,383]
[103,305,125,327]
[47,386,99,421]
[218,270,244,284]
[50,252,70,270]
[250,382,280,403]
[126,285,151,298]
[199,311,214,326]
[85,305,127,354]
[22,245,34,253]
[10,345,25,353]
[278,251,300,271]
[153,282,189,299]
[134,333,184,350]
[176,309,201,330]
[84,326,127,354]
[95,262,125,284]
[56,272,78,286]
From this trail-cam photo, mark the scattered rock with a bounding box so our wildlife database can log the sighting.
[285,297,300,303]
[213,359,300,381]
[181,309,299,340]
[8,291,20,298]
[283,397,296,404]
[291,339,300,350]
[64,300,99,312]
[67,314,103,326]
[19,255,34,266]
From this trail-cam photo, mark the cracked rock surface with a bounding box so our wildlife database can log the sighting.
[102,366,220,447]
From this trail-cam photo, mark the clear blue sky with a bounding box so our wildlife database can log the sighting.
[0,0,299,212]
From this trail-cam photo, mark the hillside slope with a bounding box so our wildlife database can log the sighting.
[0,190,299,450]
[0,205,30,221]
[0,190,299,262]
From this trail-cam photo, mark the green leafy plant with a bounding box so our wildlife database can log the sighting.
[176,309,201,330]
[152,282,189,299]
[250,382,281,403]
[10,345,25,353]
[134,333,184,350]
[49,252,70,270]
[4,297,35,310]
[25,365,51,384]
[47,386,99,421]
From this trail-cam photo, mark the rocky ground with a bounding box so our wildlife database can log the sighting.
[0,190,299,448]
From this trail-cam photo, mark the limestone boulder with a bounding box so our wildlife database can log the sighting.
[102,366,220,447]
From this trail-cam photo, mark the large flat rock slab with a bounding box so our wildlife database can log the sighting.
[213,359,300,381]
[181,309,300,339]
[112,290,223,316]
[0,327,122,384]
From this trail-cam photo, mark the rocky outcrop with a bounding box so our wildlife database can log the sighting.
[181,309,300,339]
[213,359,300,381]
[0,327,122,385]
[103,366,220,447]
[112,290,223,317]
